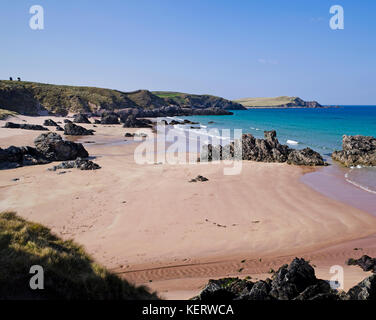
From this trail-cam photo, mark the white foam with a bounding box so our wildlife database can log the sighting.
[345,168,376,195]
[287,139,299,145]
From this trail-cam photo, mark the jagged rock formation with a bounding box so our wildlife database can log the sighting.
[332,135,376,166]
[194,258,376,300]
[100,111,119,124]
[64,123,94,136]
[0,133,88,169]
[43,119,58,126]
[4,122,48,131]
[34,132,88,161]
[122,115,153,128]
[73,113,91,124]
[48,158,101,171]
[199,130,325,166]
[346,255,376,273]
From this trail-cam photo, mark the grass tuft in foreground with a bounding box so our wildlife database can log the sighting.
[0,211,158,300]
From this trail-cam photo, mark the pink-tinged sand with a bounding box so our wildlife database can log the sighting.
[1,115,376,299]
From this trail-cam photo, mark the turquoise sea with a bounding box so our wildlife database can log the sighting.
[179,106,376,194]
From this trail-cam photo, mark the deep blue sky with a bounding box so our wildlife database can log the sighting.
[1,0,375,104]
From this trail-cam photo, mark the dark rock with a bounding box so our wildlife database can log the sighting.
[199,130,325,166]
[43,119,58,126]
[196,278,253,301]
[122,115,153,128]
[287,148,325,166]
[64,123,94,136]
[55,126,64,131]
[346,275,376,300]
[237,280,273,300]
[125,132,135,137]
[293,280,334,300]
[64,119,72,123]
[332,135,376,166]
[34,132,88,161]
[269,258,317,300]
[100,112,119,124]
[4,122,48,131]
[346,255,376,273]
[48,158,101,171]
[189,175,209,182]
[94,119,101,124]
[73,113,91,124]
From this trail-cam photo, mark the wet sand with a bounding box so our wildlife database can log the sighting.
[1,115,376,300]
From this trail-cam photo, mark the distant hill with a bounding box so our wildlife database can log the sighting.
[234,96,322,108]
[0,81,243,116]
[153,91,245,110]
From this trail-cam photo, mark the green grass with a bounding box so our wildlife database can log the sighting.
[0,80,138,116]
[234,96,299,107]
[0,108,18,120]
[0,211,158,300]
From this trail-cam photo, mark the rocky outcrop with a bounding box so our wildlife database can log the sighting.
[194,258,339,301]
[100,112,119,124]
[43,119,58,126]
[153,91,246,110]
[73,113,91,124]
[287,148,325,166]
[4,122,48,131]
[48,158,100,171]
[64,123,94,136]
[122,115,153,128]
[34,132,88,161]
[346,255,376,273]
[199,130,325,166]
[0,133,89,169]
[346,275,376,300]
[194,258,376,300]
[332,135,376,166]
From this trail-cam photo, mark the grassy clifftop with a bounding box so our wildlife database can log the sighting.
[234,96,322,108]
[153,91,245,110]
[0,81,140,116]
[0,81,244,116]
[0,211,158,300]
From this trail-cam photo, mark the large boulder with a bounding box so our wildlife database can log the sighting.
[269,258,317,300]
[332,135,376,166]
[43,119,58,126]
[34,132,88,161]
[122,115,153,128]
[287,148,325,166]
[64,123,94,136]
[346,275,376,300]
[100,112,119,124]
[73,113,91,124]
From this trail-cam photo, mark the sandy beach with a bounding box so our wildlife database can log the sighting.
[1,115,376,299]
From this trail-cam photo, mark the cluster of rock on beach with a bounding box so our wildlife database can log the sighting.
[199,130,326,166]
[0,132,98,170]
[194,257,376,300]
